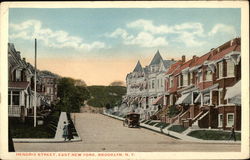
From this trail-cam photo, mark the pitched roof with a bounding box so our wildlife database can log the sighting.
[173,59,195,75]
[163,60,176,69]
[9,81,29,90]
[190,53,210,68]
[166,61,183,75]
[209,45,240,61]
[133,61,143,72]
[149,50,163,66]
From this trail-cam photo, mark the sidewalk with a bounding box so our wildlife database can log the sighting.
[103,112,241,144]
[13,112,81,143]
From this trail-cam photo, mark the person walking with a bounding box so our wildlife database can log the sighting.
[67,122,73,141]
[228,125,236,141]
[62,121,68,141]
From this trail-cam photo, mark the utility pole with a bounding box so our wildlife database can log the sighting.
[34,39,37,127]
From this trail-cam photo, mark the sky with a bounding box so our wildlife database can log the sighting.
[9,8,241,85]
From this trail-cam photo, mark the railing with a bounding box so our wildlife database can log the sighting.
[8,105,21,117]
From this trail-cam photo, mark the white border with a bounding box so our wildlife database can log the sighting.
[0,1,249,160]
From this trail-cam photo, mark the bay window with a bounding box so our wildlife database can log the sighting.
[218,61,223,78]
[206,70,212,81]
[227,60,234,77]
[183,74,188,86]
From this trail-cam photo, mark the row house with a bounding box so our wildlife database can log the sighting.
[8,43,58,121]
[124,50,175,119]
[162,37,241,130]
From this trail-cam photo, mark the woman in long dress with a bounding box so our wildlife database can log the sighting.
[62,121,68,141]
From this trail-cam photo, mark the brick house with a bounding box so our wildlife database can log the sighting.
[162,38,241,130]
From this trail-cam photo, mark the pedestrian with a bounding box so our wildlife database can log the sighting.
[67,122,73,141]
[228,125,236,141]
[62,121,68,141]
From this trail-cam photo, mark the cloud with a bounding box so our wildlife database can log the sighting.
[125,32,168,47]
[110,19,207,47]
[208,24,236,36]
[108,28,168,47]
[9,19,107,51]
[127,19,173,34]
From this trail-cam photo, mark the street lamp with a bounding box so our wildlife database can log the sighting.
[34,39,37,127]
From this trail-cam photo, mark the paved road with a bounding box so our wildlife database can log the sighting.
[14,113,240,152]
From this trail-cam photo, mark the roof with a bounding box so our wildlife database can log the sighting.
[190,53,210,68]
[166,61,183,75]
[149,50,163,66]
[133,61,143,72]
[9,81,29,90]
[209,45,240,61]
[173,59,194,75]
[163,60,176,69]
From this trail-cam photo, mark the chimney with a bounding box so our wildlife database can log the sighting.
[23,58,26,62]
[193,55,196,60]
[182,55,186,62]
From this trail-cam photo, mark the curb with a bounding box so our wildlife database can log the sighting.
[13,138,82,143]
[103,113,241,144]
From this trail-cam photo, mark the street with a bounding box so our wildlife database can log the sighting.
[14,113,240,152]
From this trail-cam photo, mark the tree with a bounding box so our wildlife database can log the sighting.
[56,77,90,113]
[109,81,125,86]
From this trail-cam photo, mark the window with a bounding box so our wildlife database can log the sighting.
[161,78,163,87]
[219,90,224,105]
[152,80,155,89]
[148,81,151,89]
[12,91,20,105]
[218,61,223,78]
[183,74,188,86]
[16,70,21,81]
[227,60,234,77]
[170,94,173,105]
[190,73,193,84]
[170,76,173,88]
[218,114,223,127]
[227,113,234,127]
[157,79,159,89]
[198,73,202,82]
[178,75,181,87]
[203,94,210,105]
[206,70,212,81]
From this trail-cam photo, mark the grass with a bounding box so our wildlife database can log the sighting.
[144,120,151,124]
[140,120,147,123]
[155,122,169,129]
[168,125,188,133]
[9,110,60,138]
[148,122,158,126]
[188,130,241,140]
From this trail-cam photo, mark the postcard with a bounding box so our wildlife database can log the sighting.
[0,1,249,160]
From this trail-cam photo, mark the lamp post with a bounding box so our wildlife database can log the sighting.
[34,39,37,127]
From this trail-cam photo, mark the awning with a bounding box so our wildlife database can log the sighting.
[138,97,145,103]
[152,96,163,105]
[225,80,241,99]
[194,94,210,104]
[225,80,241,105]
[9,81,29,90]
[175,93,192,105]
[203,96,210,104]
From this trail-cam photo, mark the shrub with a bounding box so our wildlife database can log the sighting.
[168,125,188,133]
[188,130,241,140]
